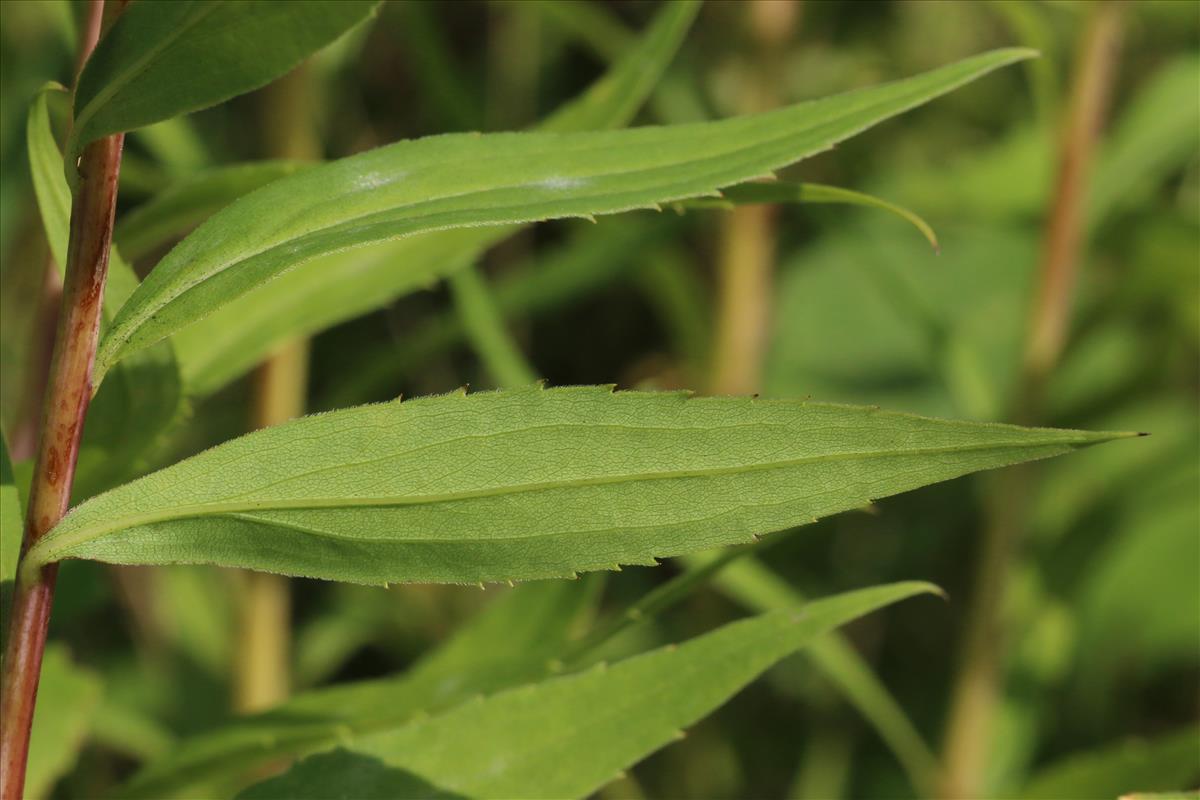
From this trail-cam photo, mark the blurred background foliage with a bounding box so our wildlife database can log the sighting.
[0,1,1196,798]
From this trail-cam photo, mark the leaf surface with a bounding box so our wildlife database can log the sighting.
[69,0,380,161]
[684,550,937,794]
[119,578,600,798]
[114,160,311,261]
[248,583,939,800]
[95,48,1034,383]
[168,0,700,395]
[1022,728,1200,800]
[26,386,1126,583]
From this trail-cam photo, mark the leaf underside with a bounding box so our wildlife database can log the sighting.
[26,386,1124,584]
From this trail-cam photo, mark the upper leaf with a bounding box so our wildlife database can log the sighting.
[92,48,1035,384]
[69,0,380,162]
[25,386,1126,584]
[149,0,700,395]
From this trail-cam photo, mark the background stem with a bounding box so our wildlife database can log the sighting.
[938,6,1124,797]
[707,0,795,396]
[233,63,319,713]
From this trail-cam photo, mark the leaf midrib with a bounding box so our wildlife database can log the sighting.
[33,437,1077,563]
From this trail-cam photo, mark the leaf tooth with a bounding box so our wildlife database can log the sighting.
[672,729,687,741]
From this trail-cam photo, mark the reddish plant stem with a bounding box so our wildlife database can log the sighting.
[10,0,108,462]
[0,132,125,800]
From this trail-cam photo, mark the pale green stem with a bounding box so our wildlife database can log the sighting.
[449,267,538,389]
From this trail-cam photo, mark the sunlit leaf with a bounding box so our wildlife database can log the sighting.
[168,0,701,396]
[115,161,311,261]
[94,48,1034,384]
[26,386,1126,583]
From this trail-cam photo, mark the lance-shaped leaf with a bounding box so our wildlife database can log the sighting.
[166,0,701,396]
[682,181,941,251]
[119,578,602,799]
[93,48,1034,385]
[240,582,939,800]
[68,0,380,163]
[25,386,1128,583]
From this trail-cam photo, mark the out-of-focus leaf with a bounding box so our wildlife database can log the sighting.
[151,566,235,677]
[88,695,175,763]
[120,578,600,799]
[268,583,939,800]
[684,181,940,251]
[1075,450,1199,666]
[1088,53,1200,227]
[115,161,311,261]
[315,216,675,410]
[0,435,22,640]
[235,749,466,800]
[26,644,103,800]
[24,386,1126,584]
[766,220,1035,420]
[27,84,185,499]
[1021,728,1200,800]
[132,118,209,176]
[449,266,538,389]
[683,551,938,797]
[170,0,700,396]
[94,49,1034,383]
[68,1,381,162]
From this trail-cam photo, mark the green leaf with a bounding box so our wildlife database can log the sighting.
[68,0,380,162]
[685,181,940,251]
[249,582,939,800]
[26,644,103,800]
[95,48,1034,384]
[119,578,600,799]
[1021,728,1200,800]
[1088,53,1200,228]
[167,0,700,396]
[27,84,185,499]
[0,435,23,641]
[684,551,938,796]
[317,217,676,409]
[26,386,1127,583]
[114,160,311,261]
[236,749,466,800]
